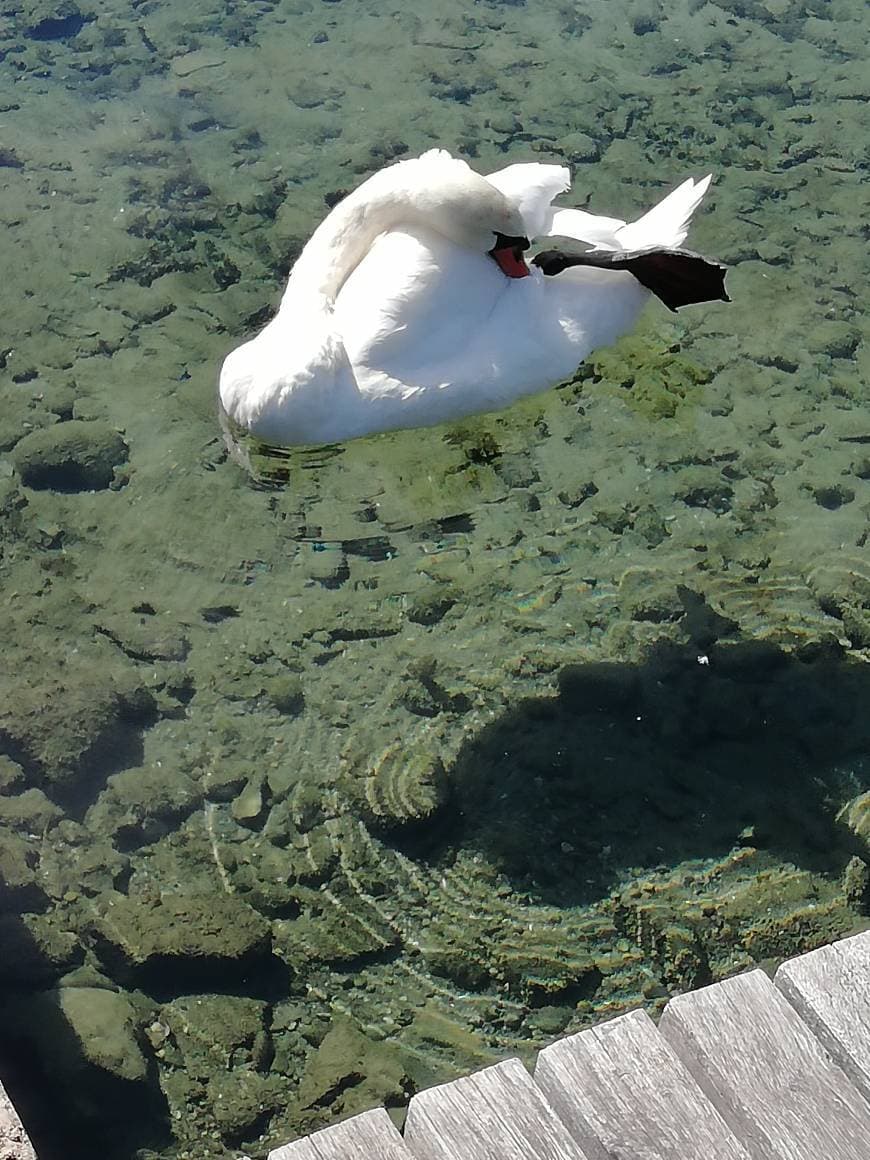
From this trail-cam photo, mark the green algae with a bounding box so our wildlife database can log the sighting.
[581,328,712,421]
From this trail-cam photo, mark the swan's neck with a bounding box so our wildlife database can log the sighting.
[280,172,421,311]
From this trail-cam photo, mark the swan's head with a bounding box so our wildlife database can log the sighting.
[404,154,531,278]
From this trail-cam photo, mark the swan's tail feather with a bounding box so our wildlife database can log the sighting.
[615,175,713,251]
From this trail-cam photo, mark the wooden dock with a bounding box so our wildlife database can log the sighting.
[269,929,870,1160]
[0,1078,36,1160]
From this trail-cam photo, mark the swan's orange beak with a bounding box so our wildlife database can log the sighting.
[490,234,531,279]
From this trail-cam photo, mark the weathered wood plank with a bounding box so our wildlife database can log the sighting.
[659,967,870,1160]
[775,929,870,1105]
[268,1106,414,1160]
[535,1007,752,1159]
[0,1079,36,1160]
[403,1057,591,1160]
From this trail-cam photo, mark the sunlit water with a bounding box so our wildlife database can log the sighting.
[1,1,869,1156]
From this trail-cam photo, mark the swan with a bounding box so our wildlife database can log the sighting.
[219,149,727,447]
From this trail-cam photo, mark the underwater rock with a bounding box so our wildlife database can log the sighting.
[0,826,48,912]
[231,776,269,828]
[85,764,203,849]
[838,792,870,846]
[273,890,399,970]
[618,567,685,623]
[0,787,62,833]
[0,756,25,793]
[559,131,601,164]
[407,585,459,626]
[229,839,301,915]
[39,827,129,901]
[36,381,77,420]
[0,390,56,453]
[806,321,861,360]
[842,856,870,913]
[2,984,148,1099]
[809,563,870,648]
[159,994,270,1080]
[22,1,89,41]
[57,986,149,1082]
[265,674,305,716]
[294,1016,409,1125]
[0,667,156,798]
[11,420,128,491]
[0,911,81,985]
[96,613,190,663]
[344,739,449,832]
[92,889,272,983]
[208,1070,285,1144]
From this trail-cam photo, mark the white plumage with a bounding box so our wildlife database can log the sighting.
[219,150,716,446]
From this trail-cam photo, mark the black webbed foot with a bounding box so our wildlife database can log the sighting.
[531,245,730,312]
[623,250,730,312]
[532,250,573,277]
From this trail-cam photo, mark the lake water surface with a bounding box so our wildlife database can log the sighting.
[1,1,869,1156]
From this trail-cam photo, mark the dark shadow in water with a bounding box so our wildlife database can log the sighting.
[0,900,172,1160]
[418,636,870,907]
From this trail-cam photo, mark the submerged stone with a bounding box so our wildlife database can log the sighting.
[93,889,272,982]
[57,986,149,1082]
[12,420,128,491]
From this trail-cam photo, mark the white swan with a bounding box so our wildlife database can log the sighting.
[219,149,727,447]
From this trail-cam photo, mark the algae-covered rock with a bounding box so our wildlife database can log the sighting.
[93,889,271,982]
[843,856,870,912]
[11,420,128,491]
[0,756,25,793]
[231,776,268,828]
[838,792,870,845]
[407,584,459,627]
[345,740,449,832]
[0,666,156,794]
[0,911,82,985]
[160,994,270,1079]
[58,986,149,1082]
[2,983,147,1089]
[208,1069,285,1143]
[265,674,305,716]
[229,839,300,914]
[0,826,47,911]
[295,1016,408,1123]
[86,764,202,848]
[0,787,63,833]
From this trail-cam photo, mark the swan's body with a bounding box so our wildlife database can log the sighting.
[219,150,721,446]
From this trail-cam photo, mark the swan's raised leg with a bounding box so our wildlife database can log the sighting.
[533,247,729,313]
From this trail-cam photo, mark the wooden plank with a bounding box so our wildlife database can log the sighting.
[535,1007,752,1159]
[659,967,870,1160]
[0,1079,36,1160]
[268,1106,414,1160]
[403,1057,591,1160]
[775,930,870,1105]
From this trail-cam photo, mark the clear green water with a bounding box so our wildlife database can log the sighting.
[1,1,869,1157]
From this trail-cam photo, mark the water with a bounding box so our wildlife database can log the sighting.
[1,1,869,1156]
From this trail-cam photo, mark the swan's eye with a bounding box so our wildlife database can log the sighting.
[489,232,531,279]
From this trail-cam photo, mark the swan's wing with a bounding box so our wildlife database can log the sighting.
[614,175,713,250]
[543,206,629,249]
[538,175,713,252]
[334,227,505,391]
[485,162,571,238]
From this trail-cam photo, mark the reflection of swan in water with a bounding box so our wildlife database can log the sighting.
[219,149,727,448]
